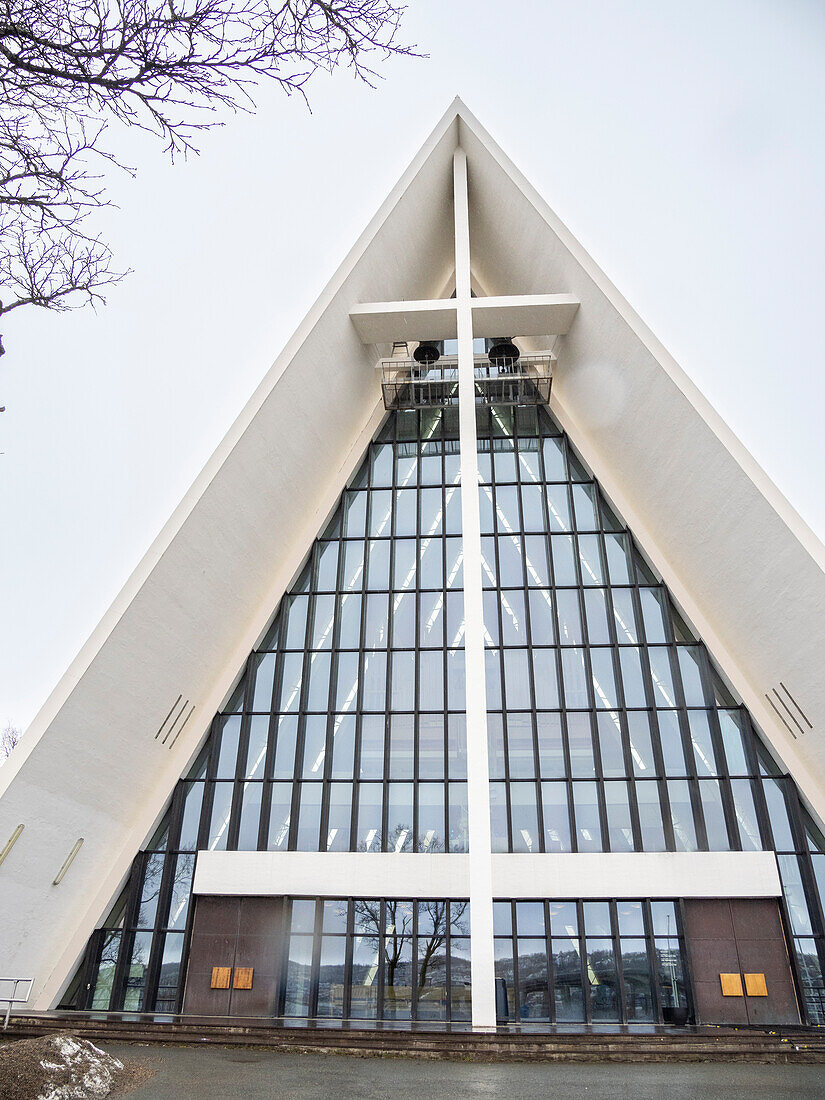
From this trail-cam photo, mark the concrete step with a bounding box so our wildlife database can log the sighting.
[5,1015,825,1063]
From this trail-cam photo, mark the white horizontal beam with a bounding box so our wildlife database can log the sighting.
[194,851,469,898]
[470,294,579,338]
[490,851,781,899]
[350,299,458,343]
[350,293,579,345]
[194,850,780,900]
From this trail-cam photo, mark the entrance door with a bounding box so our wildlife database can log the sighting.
[182,896,286,1016]
[682,898,799,1025]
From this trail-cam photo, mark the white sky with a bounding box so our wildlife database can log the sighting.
[1,0,824,733]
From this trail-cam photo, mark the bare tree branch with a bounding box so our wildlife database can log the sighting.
[1,720,21,759]
[0,1,420,326]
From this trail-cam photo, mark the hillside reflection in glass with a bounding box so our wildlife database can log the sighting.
[66,404,825,1025]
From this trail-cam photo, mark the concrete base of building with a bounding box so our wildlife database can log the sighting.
[5,1013,825,1063]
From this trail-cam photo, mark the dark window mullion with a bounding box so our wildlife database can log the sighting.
[288,576,315,850]
[515,424,545,852]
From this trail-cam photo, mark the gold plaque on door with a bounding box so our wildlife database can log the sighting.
[720,972,743,996]
[744,972,768,997]
[233,967,254,990]
[210,966,232,990]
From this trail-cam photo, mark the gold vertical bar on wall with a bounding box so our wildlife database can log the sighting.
[0,824,24,869]
[52,838,84,885]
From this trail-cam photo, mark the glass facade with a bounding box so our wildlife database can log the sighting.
[279,897,471,1022]
[493,899,688,1025]
[65,404,825,1025]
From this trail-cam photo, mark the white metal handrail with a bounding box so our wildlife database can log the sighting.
[0,976,34,1029]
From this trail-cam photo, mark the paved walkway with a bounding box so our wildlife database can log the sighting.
[103,1042,825,1099]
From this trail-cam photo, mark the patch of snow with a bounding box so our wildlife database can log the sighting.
[36,1035,123,1100]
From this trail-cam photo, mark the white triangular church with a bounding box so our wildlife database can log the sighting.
[2,100,824,1032]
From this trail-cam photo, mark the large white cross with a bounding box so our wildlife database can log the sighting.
[350,150,579,1029]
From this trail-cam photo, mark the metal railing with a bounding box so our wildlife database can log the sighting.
[379,353,554,411]
[1,976,33,1029]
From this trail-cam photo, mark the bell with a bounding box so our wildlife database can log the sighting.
[413,340,441,365]
[488,338,520,371]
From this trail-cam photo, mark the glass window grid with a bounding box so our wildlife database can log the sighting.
[72,405,825,1023]
[280,897,471,1022]
[189,414,468,862]
[492,897,688,1025]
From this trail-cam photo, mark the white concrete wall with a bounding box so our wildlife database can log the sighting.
[194,850,781,900]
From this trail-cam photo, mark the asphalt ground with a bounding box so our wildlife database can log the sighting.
[99,1042,825,1099]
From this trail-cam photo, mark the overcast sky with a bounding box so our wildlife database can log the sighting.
[1,0,824,734]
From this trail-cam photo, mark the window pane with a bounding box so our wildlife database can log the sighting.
[237,782,263,849]
[640,588,668,643]
[317,936,346,1018]
[388,715,414,779]
[685,710,716,776]
[490,781,509,853]
[611,589,639,645]
[626,713,655,776]
[551,535,577,585]
[552,939,585,1021]
[658,711,687,775]
[668,779,698,851]
[528,589,555,645]
[556,589,583,645]
[251,654,276,711]
[419,536,443,588]
[577,534,604,586]
[532,649,559,709]
[567,713,595,778]
[206,783,233,851]
[546,483,571,532]
[510,782,540,853]
[524,535,550,586]
[573,781,602,851]
[636,781,666,851]
[649,648,677,708]
[590,648,618,709]
[507,714,536,779]
[521,484,545,532]
[561,648,589,708]
[586,937,620,1021]
[301,715,327,778]
[359,715,385,779]
[418,783,445,852]
[731,778,763,851]
[267,782,291,850]
[572,482,599,530]
[621,939,655,1022]
[356,784,383,851]
[719,710,750,775]
[583,588,610,643]
[503,649,531,709]
[541,782,571,852]
[597,712,626,776]
[536,713,565,777]
[215,717,241,779]
[700,779,730,850]
[330,714,355,778]
[677,647,706,706]
[364,595,389,653]
[764,777,796,850]
[326,782,352,851]
[619,647,647,707]
[387,782,414,851]
[605,780,635,851]
[295,783,322,850]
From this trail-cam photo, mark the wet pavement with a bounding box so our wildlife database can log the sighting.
[102,1041,825,1099]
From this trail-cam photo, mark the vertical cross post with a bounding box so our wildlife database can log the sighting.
[453,148,496,1030]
